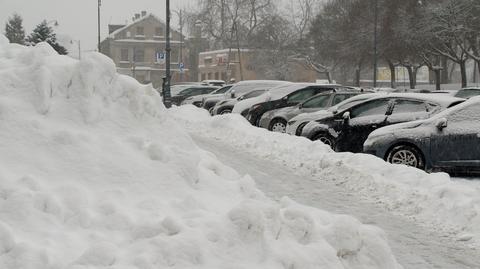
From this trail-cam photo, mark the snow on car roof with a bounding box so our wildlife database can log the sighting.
[375,93,465,107]
[428,95,480,120]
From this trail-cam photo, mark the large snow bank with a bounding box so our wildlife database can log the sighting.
[172,105,480,245]
[0,37,401,268]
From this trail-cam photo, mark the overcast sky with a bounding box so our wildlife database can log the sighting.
[1,0,194,52]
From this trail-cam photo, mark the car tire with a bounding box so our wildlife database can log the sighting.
[269,119,287,133]
[219,109,232,115]
[386,145,425,169]
[313,133,335,150]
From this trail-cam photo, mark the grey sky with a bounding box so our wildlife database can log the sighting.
[1,0,194,52]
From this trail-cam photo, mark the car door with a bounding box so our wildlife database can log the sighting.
[337,98,393,152]
[386,98,433,125]
[430,103,480,169]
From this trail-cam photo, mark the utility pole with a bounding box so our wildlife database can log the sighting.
[98,0,101,53]
[179,10,184,83]
[373,0,378,88]
[163,0,172,108]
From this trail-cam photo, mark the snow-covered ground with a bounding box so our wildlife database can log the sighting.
[0,36,401,268]
[171,105,480,247]
[192,135,480,269]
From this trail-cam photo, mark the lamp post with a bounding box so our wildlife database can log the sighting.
[163,0,172,108]
[98,0,101,53]
[373,0,379,88]
[172,9,184,82]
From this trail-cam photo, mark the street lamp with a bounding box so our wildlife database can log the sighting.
[373,0,379,88]
[163,0,172,108]
[98,0,102,53]
[172,9,185,82]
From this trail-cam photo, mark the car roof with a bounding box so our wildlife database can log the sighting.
[267,83,342,99]
[371,93,465,106]
[429,95,480,120]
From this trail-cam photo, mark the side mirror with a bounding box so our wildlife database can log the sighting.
[230,90,236,98]
[435,118,447,130]
[343,111,351,120]
[298,103,303,109]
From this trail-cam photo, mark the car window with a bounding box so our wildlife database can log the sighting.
[242,90,266,99]
[332,94,357,105]
[455,89,480,99]
[302,95,331,109]
[202,88,216,94]
[350,99,390,119]
[388,99,431,122]
[391,99,427,114]
[287,88,318,104]
[214,86,232,94]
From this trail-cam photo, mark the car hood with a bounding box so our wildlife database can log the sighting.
[289,109,333,123]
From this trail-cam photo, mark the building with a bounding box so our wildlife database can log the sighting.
[198,49,319,83]
[100,12,187,88]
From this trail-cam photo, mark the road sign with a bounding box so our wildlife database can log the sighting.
[156,52,165,63]
[179,62,185,73]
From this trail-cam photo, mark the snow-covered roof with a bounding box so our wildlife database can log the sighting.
[108,13,182,39]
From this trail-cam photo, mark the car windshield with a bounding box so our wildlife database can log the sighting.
[455,88,480,99]
[171,85,194,96]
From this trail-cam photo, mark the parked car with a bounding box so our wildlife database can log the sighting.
[454,87,480,99]
[259,90,370,133]
[170,86,219,106]
[364,96,480,174]
[202,80,290,111]
[301,93,465,153]
[181,85,233,107]
[244,83,356,126]
[286,93,386,136]
[211,89,267,115]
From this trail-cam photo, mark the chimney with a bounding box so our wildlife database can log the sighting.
[135,13,140,20]
[141,11,147,17]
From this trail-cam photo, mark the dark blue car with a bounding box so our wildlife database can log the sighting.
[364,96,480,175]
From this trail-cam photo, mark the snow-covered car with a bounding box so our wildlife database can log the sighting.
[364,96,480,174]
[454,87,480,99]
[201,80,226,87]
[170,86,219,106]
[301,93,465,153]
[181,85,232,107]
[241,83,353,126]
[259,91,370,133]
[286,93,386,136]
[202,80,290,111]
[211,89,267,115]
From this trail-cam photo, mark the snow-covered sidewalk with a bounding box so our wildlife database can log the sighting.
[171,105,480,246]
[192,135,480,269]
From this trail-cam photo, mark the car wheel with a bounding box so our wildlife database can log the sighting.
[219,109,232,115]
[387,145,425,169]
[269,119,287,133]
[313,133,335,149]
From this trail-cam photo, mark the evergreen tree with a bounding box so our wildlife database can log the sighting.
[27,20,68,55]
[4,13,26,44]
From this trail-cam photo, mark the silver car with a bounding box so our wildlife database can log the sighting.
[286,93,386,136]
[259,91,366,133]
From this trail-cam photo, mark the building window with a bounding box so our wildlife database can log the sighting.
[155,27,163,37]
[221,72,227,81]
[215,72,219,80]
[134,48,145,62]
[120,48,129,62]
[201,73,206,81]
[136,27,144,36]
[204,58,213,65]
[207,73,212,79]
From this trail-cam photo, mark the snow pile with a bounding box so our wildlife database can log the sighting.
[0,38,401,268]
[172,105,480,244]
